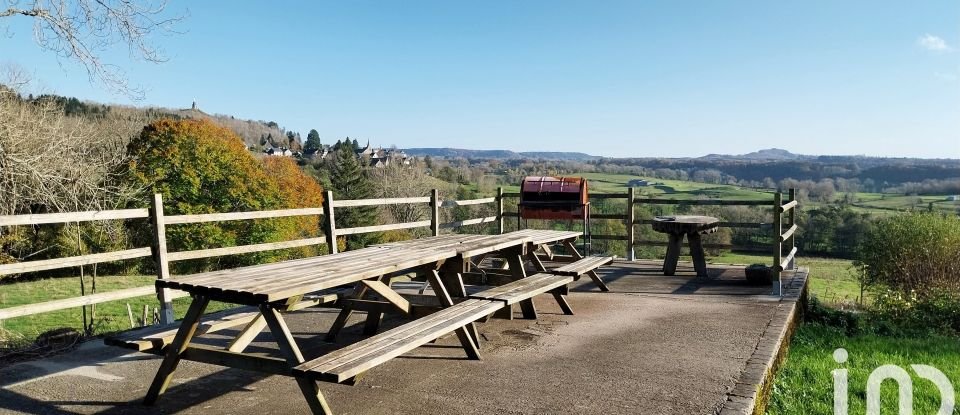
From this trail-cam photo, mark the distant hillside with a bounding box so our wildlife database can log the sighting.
[700,148,804,161]
[405,148,596,161]
[25,93,295,150]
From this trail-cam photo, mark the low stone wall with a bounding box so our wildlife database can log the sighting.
[718,268,809,415]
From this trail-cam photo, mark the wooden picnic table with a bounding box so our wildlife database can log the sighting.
[652,215,719,278]
[141,229,584,414]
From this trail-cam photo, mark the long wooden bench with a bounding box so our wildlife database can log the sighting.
[105,293,338,354]
[293,298,504,384]
[549,256,613,291]
[469,273,574,312]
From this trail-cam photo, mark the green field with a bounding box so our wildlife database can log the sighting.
[502,172,960,216]
[0,276,232,345]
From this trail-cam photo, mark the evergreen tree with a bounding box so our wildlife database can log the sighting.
[329,146,380,250]
[305,129,322,153]
[351,138,360,152]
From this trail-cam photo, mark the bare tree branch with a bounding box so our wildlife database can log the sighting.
[2,0,184,99]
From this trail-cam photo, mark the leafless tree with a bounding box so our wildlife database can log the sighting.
[1,0,184,98]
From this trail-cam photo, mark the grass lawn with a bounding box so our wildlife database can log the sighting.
[704,252,864,308]
[767,324,960,414]
[0,275,233,345]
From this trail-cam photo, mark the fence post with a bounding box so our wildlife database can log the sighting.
[788,188,796,270]
[430,189,440,237]
[497,187,504,235]
[626,187,636,261]
[772,191,783,296]
[323,190,338,254]
[149,193,175,325]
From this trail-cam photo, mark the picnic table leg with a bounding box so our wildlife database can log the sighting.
[688,233,708,278]
[260,304,334,415]
[506,254,537,320]
[440,271,482,347]
[326,278,378,341]
[663,233,683,276]
[526,248,574,315]
[362,276,393,335]
[562,240,610,291]
[143,295,210,405]
[428,271,481,359]
[227,314,267,353]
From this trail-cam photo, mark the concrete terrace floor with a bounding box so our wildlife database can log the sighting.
[0,260,807,415]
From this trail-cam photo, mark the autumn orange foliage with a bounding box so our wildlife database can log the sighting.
[126,118,325,270]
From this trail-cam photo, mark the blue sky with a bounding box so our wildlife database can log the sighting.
[3,0,959,158]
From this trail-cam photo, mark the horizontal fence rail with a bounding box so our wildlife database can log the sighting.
[0,209,150,227]
[165,208,325,225]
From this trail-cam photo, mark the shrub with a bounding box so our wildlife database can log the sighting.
[857,212,960,298]
[856,212,960,334]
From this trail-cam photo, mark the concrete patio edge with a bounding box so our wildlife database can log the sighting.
[717,268,809,415]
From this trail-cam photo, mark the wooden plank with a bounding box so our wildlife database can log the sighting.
[106,307,261,352]
[0,247,152,276]
[591,213,628,220]
[299,299,497,374]
[633,198,771,206]
[441,197,496,207]
[324,190,338,254]
[778,246,798,271]
[779,200,798,213]
[589,193,629,199]
[360,280,410,314]
[0,208,150,227]
[470,274,573,305]
[181,345,291,375]
[552,256,613,276]
[496,187,504,234]
[440,216,498,229]
[167,237,326,262]
[296,300,503,383]
[430,189,440,237]
[1,285,188,321]
[151,193,175,324]
[635,219,770,229]
[591,234,629,241]
[327,303,498,382]
[164,208,324,225]
[331,197,431,208]
[336,220,432,236]
[779,224,798,242]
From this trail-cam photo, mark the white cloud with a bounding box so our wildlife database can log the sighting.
[918,34,952,52]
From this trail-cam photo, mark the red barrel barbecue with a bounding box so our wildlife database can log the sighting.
[518,176,589,220]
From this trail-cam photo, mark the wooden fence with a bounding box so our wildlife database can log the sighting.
[501,187,799,294]
[0,187,798,327]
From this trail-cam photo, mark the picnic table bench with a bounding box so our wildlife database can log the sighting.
[111,229,611,415]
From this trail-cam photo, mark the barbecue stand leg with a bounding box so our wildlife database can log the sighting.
[143,295,210,405]
[261,304,334,415]
[688,233,708,278]
[428,271,481,358]
[663,233,683,276]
